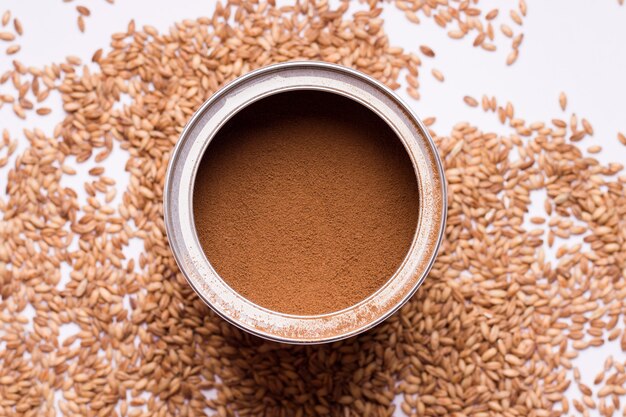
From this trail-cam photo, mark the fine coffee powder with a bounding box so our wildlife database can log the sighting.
[193,91,419,315]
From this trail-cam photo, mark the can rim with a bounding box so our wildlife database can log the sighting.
[164,61,447,344]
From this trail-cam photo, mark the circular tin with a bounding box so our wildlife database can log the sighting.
[164,61,447,344]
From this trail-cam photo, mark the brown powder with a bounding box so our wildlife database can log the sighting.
[193,91,420,315]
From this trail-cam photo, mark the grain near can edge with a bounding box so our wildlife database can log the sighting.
[163,61,447,344]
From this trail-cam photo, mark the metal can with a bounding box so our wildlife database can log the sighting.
[164,61,447,344]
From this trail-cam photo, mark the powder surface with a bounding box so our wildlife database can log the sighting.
[193,91,420,315]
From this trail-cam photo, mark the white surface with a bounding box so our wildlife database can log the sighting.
[1,1,626,416]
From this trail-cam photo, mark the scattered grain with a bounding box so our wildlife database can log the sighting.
[0,31,15,41]
[501,24,513,37]
[587,145,602,154]
[432,68,444,82]
[420,45,435,57]
[473,32,485,47]
[91,48,103,63]
[559,92,567,110]
[422,117,436,126]
[485,9,499,20]
[510,9,523,25]
[582,118,594,135]
[447,30,465,39]
[13,18,22,35]
[519,0,528,16]
[0,4,624,417]
[5,44,19,55]
[463,95,478,107]
[76,5,90,16]
[1,10,9,26]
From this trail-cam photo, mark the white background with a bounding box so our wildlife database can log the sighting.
[1,0,625,415]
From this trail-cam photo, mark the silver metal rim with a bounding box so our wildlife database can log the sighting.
[164,61,447,344]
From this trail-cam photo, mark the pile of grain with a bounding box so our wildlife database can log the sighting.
[0,1,625,417]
